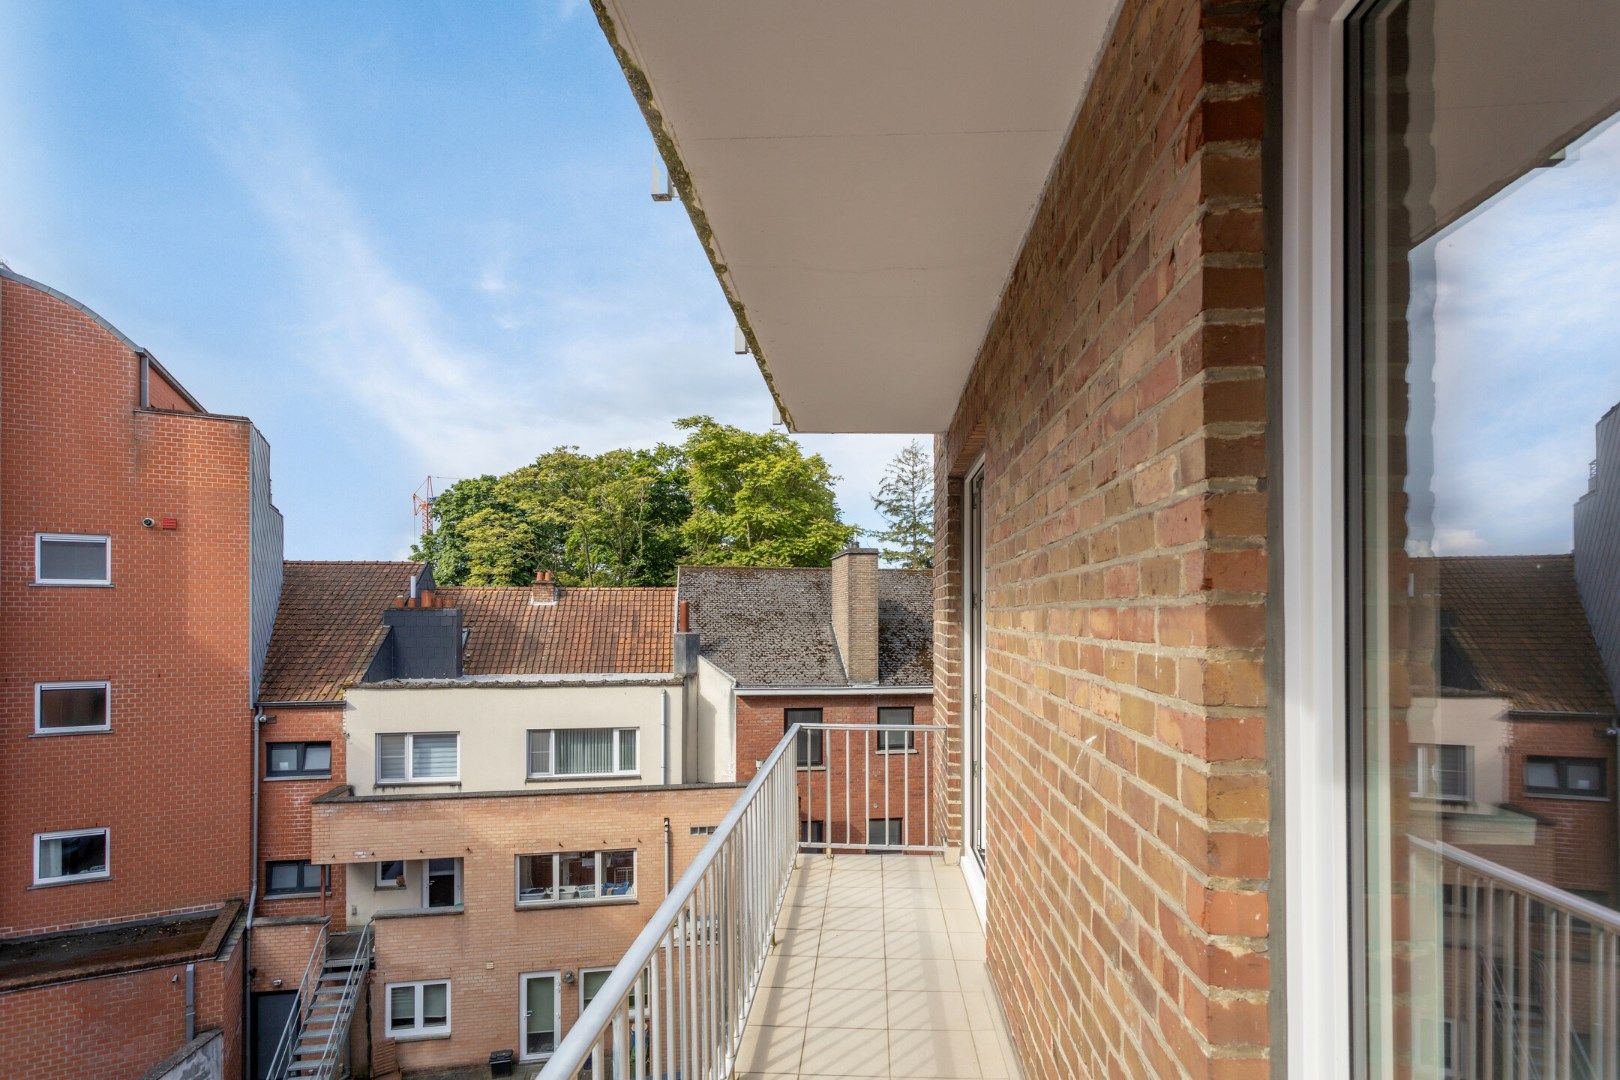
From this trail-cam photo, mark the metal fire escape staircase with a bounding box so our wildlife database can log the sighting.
[266,920,373,1080]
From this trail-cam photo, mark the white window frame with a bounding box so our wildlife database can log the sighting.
[375,860,407,890]
[514,849,637,908]
[385,979,451,1040]
[34,533,111,586]
[376,732,459,785]
[33,827,110,886]
[526,728,640,780]
[1281,2,1358,1077]
[421,858,462,908]
[519,971,562,1062]
[1412,743,1472,803]
[34,680,111,735]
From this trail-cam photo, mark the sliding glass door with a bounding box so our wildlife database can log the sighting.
[1351,1,1620,1075]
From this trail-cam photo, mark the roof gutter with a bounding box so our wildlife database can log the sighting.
[733,685,933,697]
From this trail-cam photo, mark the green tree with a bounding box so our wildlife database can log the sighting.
[675,415,856,566]
[871,440,934,569]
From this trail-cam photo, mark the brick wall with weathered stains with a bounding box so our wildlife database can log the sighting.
[933,2,1272,1076]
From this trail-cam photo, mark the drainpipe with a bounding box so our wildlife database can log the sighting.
[662,817,673,895]
[243,712,269,1079]
[661,690,671,785]
[184,963,196,1042]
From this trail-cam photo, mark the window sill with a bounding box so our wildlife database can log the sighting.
[516,896,638,911]
[1524,791,1609,802]
[875,748,919,756]
[31,727,112,738]
[388,1029,452,1042]
[29,874,111,890]
[30,581,115,589]
[375,905,464,920]
[374,779,460,789]
[263,774,333,782]
[526,773,642,783]
[264,891,326,901]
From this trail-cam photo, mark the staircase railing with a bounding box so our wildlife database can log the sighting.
[307,919,372,1080]
[264,919,330,1080]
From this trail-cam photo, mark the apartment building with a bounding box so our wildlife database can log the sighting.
[678,548,936,855]
[252,566,743,1077]
[0,266,283,1079]
[554,3,1620,1078]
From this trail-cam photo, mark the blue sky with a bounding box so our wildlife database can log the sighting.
[1418,116,1620,556]
[0,1,922,560]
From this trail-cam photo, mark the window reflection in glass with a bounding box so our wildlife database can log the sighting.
[1354,0,1620,1075]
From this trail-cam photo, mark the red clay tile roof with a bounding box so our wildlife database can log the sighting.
[441,586,675,676]
[1433,555,1615,715]
[259,561,424,702]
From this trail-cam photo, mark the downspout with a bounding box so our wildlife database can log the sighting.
[185,963,197,1042]
[662,817,673,895]
[661,690,671,785]
[243,712,267,1079]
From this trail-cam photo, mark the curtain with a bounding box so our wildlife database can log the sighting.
[379,734,407,781]
[556,729,613,774]
[411,734,458,778]
[421,983,448,1027]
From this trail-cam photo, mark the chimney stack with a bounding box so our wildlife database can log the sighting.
[831,545,880,684]
[530,569,559,606]
[673,599,700,676]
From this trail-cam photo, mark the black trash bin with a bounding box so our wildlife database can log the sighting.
[489,1048,516,1077]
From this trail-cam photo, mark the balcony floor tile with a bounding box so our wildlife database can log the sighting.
[738,855,1017,1079]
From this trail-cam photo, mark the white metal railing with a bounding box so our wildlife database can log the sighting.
[1417,837,1620,1079]
[264,919,329,1080]
[536,722,946,1080]
[307,918,371,1079]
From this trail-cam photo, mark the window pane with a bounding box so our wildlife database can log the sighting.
[411,734,457,778]
[517,855,555,903]
[42,833,106,879]
[555,729,613,775]
[268,862,304,893]
[267,744,301,774]
[526,977,555,1054]
[39,685,107,730]
[299,864,323,891]
[559,852,595,899]
[378,734,407,781]
[420,983,448,1026]
[302,743,331,773]
[618,729,637,772]
[39,537,106,581]
[1567,761,1604,793]
[1355,3,1620,1074]
[602,850,634,897]
[389,985,415,1027]
[878,706,915,750]
[581,970,610,1010]
[1525,761,1560,790]
[528,731,551,775]
[377,860,405,886]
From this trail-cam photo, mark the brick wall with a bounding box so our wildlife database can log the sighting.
[311,785,741,1073]
[1,275,255,938]
[932,2,1272,1076]
[0,946,242,1079]
[258,705,351,925]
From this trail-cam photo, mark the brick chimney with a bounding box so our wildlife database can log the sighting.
[530,569,559,606]
[831,545,880,684]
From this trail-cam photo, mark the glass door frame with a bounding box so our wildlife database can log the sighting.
[519,970,562,1063]
[960,456,988,922]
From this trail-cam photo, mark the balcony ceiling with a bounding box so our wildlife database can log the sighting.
[599,0,1119,433]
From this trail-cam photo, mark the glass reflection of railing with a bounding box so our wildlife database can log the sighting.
[1415,837,1620,1079]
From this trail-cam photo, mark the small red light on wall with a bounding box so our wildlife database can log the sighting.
[160,518,179,530]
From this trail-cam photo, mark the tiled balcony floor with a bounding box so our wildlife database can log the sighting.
[737,854,1018,1079]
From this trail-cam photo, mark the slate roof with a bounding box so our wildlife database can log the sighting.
[440,586,675,676]
[1433,554,1615,715]
[259,561,423,702]
[258,562,676,702]
[676,566,932,688]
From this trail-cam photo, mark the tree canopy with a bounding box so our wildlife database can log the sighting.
[412,416,856,586]
[870,440,934,569]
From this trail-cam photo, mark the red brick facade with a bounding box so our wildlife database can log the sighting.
[932,2,1272,1076]
[0,273,259,1076]
[256,705,350,926]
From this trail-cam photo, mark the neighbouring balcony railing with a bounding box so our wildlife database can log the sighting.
[1415,836,1620,1079]
[536,721,948,1080]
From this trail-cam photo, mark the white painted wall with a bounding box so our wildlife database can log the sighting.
[343,681,692,795]
[693,657,737,783]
